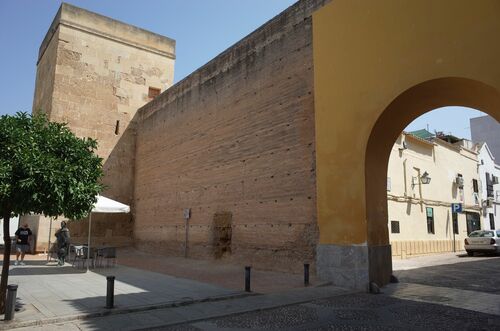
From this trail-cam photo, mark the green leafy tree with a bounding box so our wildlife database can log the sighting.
[0,112,103,312]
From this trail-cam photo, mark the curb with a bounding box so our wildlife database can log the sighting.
[0,292,256,330]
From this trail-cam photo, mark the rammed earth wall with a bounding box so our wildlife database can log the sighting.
[134,0,330,272]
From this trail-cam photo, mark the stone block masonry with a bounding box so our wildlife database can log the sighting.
[134,0,330,272]
[26,3,175,251]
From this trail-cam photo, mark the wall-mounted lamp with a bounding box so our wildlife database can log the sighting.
[420,171,431,185]
[412,171,431,188]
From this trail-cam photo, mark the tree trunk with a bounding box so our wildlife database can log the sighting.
[0,210,12,314]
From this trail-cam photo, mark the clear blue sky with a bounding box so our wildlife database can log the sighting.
[0,0,296,114]
[405,106,486,140]
[0,1,490,140]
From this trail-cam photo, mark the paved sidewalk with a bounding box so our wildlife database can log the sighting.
[5,255,500,330]
[9,281,500,331]
[5,251,499,330]
[1,259,241,328]
[10,285,350,331]
[0,250,324,330]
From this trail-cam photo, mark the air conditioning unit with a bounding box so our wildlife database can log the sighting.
[455,176,464,187]
[493,176,499,185]
[484,198,494,208]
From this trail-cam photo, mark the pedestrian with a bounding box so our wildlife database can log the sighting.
[14,223,32,266]
[55,221,70,266]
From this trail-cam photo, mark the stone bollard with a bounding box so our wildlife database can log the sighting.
[245,266,251,292]
[106,276,115,309]
[304,263,310,286]
[5,284,18,321]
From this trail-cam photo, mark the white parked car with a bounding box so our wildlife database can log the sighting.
[464,230,500,256]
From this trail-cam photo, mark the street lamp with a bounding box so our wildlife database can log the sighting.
[420,171,431,185]
[412,171,431,188]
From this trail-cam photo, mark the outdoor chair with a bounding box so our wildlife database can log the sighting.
[96,247,117,268]
[72,245,95,269]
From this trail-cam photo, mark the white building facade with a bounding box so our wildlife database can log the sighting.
[387,132,482,258]
[477,143,500,230]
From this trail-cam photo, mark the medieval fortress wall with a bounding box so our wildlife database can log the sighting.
[32,0,330,271]
[31,3,175,250]
[134,0,329,271]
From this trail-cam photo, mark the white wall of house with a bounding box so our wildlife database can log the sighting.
[477,143,500,230]
[387,133,481,258]
[0,216,19,244]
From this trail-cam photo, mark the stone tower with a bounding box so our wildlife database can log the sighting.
[27,3,175,251]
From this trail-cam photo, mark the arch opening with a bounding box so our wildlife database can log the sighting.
[365,77,500,286]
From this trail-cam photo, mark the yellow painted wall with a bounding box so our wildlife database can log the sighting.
[313,0,500,246]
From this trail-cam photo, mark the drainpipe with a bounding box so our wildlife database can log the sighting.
[403,159,408,197]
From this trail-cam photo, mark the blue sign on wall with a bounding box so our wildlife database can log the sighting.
[451,203,463,213]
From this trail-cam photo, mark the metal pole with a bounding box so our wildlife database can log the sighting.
[5,284,18,321]
[452,212,456,253]
[106,276,115,309]
[184,218,189,258]
[87,213,92,272]
[453,228,456,253]
[245,266,251,292]
[47,217,53,263]
[304,263,310,286]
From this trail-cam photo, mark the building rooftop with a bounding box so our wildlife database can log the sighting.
[408,129,435,140]
[435,132,462,144]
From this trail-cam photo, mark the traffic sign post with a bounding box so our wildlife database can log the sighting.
[451,203,462,213]
[450,203,462,253]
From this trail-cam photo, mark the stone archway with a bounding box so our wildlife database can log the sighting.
[312,0,500,290]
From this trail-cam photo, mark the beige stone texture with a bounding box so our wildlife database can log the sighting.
[38,3,175,64]
[28,3,175,251]
[32,29,59,117]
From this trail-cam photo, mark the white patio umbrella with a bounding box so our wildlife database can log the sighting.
[86,195,130,271]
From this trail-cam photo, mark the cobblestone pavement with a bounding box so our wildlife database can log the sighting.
[394,255,500,294]
[7,253,500,330]
[392,251,499,271]
[150,293,500,331]
[145,256,500,331]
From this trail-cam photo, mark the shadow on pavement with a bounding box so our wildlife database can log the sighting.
[181,293,500,331]
[2,262,241,329]
[9,265,86,276]
[0,250,320,329]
